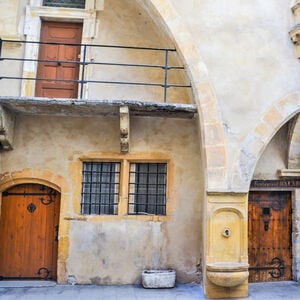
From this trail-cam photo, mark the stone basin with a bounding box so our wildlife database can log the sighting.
[206,262,249,287]
[142,269,176,288]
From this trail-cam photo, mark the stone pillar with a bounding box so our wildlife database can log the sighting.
[203,192,249,299]
[293,188,300,281]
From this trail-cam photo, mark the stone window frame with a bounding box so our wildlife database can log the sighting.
[21,0,104,98]
[80,160,168,217]
[73,153,173,222]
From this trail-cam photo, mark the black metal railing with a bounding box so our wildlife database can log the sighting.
[0,39,191,103]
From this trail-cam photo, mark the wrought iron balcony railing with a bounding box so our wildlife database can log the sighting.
[0,39,191,103]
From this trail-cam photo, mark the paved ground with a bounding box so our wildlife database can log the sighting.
[0,281,299,299]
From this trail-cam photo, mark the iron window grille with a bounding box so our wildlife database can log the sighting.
[43,0,85,9]
[81,162,120,215]
[128,163,167,215]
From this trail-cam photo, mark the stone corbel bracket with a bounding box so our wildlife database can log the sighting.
[120,105,130,153]
[0,105,15,151]
[289,25,300,58]
[290,1,300,58]
[292,0,300,14]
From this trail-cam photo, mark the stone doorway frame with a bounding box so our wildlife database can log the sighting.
[0,168,71,283]
[250,180,300,282]
[21,0,104,98]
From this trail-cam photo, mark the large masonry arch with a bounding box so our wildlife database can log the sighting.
[232,92,300,192]
[140,0,227,191]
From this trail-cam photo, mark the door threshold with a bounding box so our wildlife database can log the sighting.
[0,280,56,288]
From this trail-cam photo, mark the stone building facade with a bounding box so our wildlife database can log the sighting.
[0,0,299,298]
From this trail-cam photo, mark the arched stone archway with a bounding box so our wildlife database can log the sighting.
[231,92,300,192]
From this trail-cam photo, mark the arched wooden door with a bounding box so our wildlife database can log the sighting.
[248,191,292,282]
[0,184,60,280]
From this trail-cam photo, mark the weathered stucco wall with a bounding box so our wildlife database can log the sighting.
[253,123,289,179]
[165,0,300,186]
[0,0,24,39]
[0,0,26,97]
[171,0,299,134]
[0,115,203,284]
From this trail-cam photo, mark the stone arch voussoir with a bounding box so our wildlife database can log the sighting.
[0,168,69,193]
[231,92,300,192]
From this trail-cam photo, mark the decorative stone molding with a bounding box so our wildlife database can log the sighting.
[119,105,130,153]
[0,105,15,151]
[280,169,300,178]
[289,25,300,58]
[290,1,300,57]
[290,25,300,45]
[292,0,300,13]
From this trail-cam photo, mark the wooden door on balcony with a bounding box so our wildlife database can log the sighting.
[35,21,82,98]
[248,191,292,282]
[0,184,60,280]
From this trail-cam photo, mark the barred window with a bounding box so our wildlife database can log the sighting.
[81,162,120,215]
[128,163,167,215]
[43,0,86,9]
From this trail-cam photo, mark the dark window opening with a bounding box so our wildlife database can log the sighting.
[43,0,85,9]
[81,162,120,215]
[262,207,270,215]
[128,163,167,215]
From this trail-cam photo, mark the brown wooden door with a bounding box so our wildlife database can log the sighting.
[248,191,292,282]
[0,184,60,280]
[35,21,82,98]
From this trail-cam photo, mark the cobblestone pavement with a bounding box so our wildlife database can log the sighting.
[0,281,299,299]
